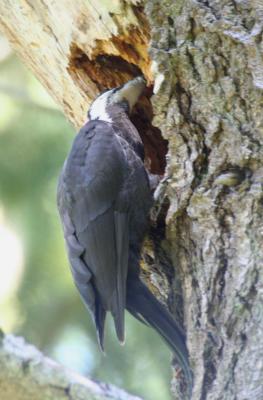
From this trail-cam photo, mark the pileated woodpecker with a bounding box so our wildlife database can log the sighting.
[57,77,192,394]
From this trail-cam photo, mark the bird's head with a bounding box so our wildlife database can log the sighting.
[88,76,146,123]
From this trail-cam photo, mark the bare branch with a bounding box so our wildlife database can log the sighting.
[0,331,142,400]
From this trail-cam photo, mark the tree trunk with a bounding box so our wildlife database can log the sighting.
[0,1,262,400]
[145,2,263,399]
[0,0,151,128]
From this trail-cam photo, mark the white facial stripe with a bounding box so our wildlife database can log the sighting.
[88,90,113,122]
[112,77,145,110]
[88,77,146,122]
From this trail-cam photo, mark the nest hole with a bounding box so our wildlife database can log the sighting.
[130,87,168,176]
[69,46,168,175]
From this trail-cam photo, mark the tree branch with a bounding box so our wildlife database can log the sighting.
[0,330,142,400]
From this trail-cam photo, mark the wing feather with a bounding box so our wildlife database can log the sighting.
[112,212,129,342]
[58,121,130,347]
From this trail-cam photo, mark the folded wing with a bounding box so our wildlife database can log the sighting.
[57,121,130,348]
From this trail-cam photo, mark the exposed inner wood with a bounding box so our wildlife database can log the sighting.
[131,90,168,175]
[68,34,167,175]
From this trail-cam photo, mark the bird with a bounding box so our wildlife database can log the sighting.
[57,76,192,394]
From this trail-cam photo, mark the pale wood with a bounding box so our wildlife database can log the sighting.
[0,0,150,128]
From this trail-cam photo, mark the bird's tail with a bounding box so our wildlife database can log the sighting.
[126,277,193,397]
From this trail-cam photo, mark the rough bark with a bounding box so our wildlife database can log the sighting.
[0,330,142,400]
[146,1,263,399]
[0,1,262,400]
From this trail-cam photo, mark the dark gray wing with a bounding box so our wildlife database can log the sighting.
[57,121,129,349]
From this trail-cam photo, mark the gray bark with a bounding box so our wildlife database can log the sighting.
[146,1,263,399]
[0,331,142,400]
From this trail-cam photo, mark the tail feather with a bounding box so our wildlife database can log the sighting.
[127,278,193,397]
[95,302,106,352]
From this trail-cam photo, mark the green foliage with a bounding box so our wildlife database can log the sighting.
[0,54,171,400]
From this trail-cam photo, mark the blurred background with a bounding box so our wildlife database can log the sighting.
[0,35,171,399]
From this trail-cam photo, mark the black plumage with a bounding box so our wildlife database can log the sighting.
[57,77,192,394]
